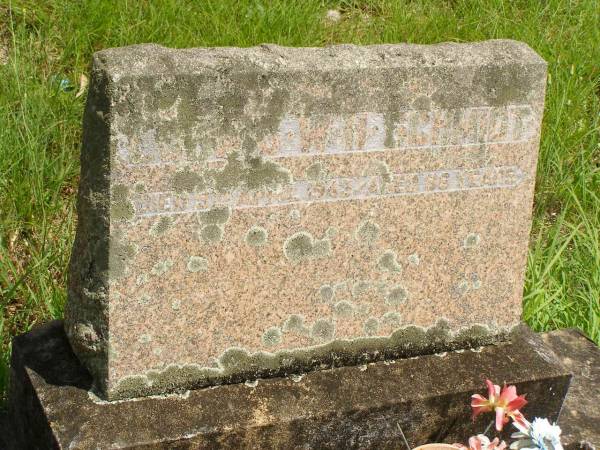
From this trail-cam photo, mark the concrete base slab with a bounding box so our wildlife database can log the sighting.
[542,329,600,449]
[8,321,572,449]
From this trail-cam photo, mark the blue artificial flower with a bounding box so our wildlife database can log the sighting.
[510,418,563,450]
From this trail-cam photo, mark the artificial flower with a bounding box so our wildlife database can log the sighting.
[510,417,563,450]
[471,379,528,431]
[455,434,508,450]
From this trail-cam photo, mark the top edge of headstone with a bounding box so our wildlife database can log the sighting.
[92,40,546,79]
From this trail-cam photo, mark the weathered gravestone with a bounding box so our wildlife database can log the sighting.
[9,40,579,449]
[64,40,548,401]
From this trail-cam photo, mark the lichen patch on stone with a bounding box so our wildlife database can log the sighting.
[110,184,135,221]
[150,216,173,236]
[187,256,208,273]
[311,319,335,343]
[171,167,205,193]
[199,224,223,244]
[262,327,282,346]
[245,226,268,246]
[377,250,402,273]
[151,259,173,276]
[355,219,380,245]
[283,231,331,262]
[386,285,409,305]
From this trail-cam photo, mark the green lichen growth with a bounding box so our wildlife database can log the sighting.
[138,294,151,305]
[366,160,392,193]
[209,152,291,193]
[333,300,354,318]
[200,224,223,243]
[364,317,380,336]
[305,162,327,181]
[187,256,208,273]
[262,327,282,347]
[407,253,420,266]
[282,314,307,334]
[110,375,149,400]
[151,259,173,276]
[198,206,230,225]
[373,160,392,183]
[325,226,338,238]
[378,250,402,273]
[108,320,511,401]
[111,184,135,221]
[283,231,331,262]
[352,281,370,297]
[454,279,470,297]
[386,285,408,305]
[171,167,205,193]
[108,233,136,280]
[464,233,481,249]
[245,226,268,246]
[355,220,380,245]
[320,285,334,302]
[150,216,173,236]
[311,319,335,343]
[218,348,251,372]
[382,312,402,327]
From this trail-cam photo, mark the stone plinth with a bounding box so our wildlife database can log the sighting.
[8,321,571,449]
[65,40,547,399]
[542,329,600,449]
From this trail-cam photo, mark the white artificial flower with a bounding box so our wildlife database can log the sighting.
[510,418,563,450]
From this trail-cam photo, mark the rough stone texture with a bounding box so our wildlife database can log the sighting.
[8,321,572,449]
[542,329,600,449]
[64,40,547,399]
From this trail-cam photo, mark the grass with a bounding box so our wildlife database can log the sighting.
[0,0,598,404]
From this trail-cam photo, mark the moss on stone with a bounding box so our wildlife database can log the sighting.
[109,320,511,400]
[150,216,173,236]
[200,224,223,243]
[110,184,135,221]
[377,250,402,273]
[386,285,409,306]
[355,220,380,245]
[262,327,282,347]
[283,231,331,262]
[171,167,205,193]
[311,319,335,343]
[364,317,380,336]
[151,259,173,276]
[333,300,354,318]
[187,256,208,273]
[198,206,230,225]
[208,152,292,194]
[320,285,334,302]
[245,226,268,246]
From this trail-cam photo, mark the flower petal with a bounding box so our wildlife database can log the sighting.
[507,395,527,412]
[495,407,506,431]
[485,379,499,400]
[510,410,530,432]
[499,384,517,404]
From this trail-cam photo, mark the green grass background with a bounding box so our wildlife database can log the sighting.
[1,0,598,403]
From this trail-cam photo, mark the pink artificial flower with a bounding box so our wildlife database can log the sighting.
[454,434,508,450]
[471,379,528,431]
